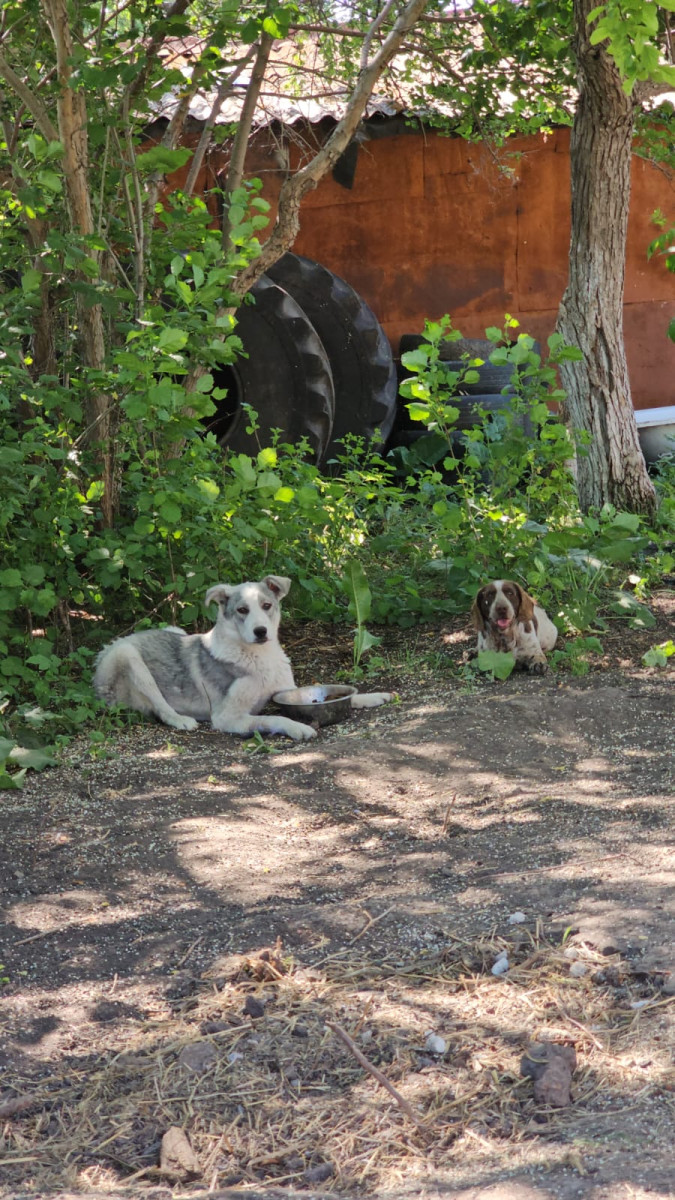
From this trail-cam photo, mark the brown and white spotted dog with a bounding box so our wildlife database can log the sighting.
[471,580,558,674]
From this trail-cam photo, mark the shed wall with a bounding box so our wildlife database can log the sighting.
[238,125,675,412]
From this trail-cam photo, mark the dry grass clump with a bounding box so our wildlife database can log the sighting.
[2,930,672,1195]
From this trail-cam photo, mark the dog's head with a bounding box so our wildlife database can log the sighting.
[471,580,536,634]
[206,576,291,645]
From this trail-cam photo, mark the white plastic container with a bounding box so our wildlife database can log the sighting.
[635,405,675,464]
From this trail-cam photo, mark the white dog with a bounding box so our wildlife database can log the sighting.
[471,579,558,673]
[94,575,392,740]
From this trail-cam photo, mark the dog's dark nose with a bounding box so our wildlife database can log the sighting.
[253,626,268,642]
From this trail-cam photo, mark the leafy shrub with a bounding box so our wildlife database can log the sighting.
[0,305,672,735]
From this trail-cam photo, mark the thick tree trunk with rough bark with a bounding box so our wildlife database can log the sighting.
[556,0,656,517]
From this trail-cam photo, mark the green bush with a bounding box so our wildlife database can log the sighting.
[0,310,672,738]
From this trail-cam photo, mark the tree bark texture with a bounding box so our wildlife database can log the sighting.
[41,0,116,525]
[556,0,656,516]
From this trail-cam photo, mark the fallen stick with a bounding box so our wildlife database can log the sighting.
[326,1020,425,1130]
[350,904,396,944]
[14,928,57,946]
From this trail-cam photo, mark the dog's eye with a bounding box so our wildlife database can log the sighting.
[261,602,272,611]
[237,606,249,615]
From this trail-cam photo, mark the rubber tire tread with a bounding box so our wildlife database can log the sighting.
[266,253,397,460]
[437,360,516,396]
[220,276,335,462]
[399,334,497,361]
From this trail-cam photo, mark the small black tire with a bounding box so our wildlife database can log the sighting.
[399,334,499,361]
[266,253,397,460]
[449,393,529,433]
[436,359,516,396]
[209,276,335,462]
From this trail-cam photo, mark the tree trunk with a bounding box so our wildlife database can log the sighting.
[556,0,656,517]
[41,0,117,526]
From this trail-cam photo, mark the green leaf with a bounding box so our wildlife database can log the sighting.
[194,372,214,394]
[401,349,431,370]
[9,745,56,771]
[477,650,515,680]
[594,536,649,562]
[196,478,220,502]
[355,627,381,659]
[227,204,246,226]
[159,500,182,523]
[21,269,42,293]
[0,568,23,587]
[343,560,372,626]
[642,640,675,667]
[257,447,277,468]
[135,146,192,174]
[158,327,188,352]
[610,512,640,532]
[0,768,26,790]
[0,737,15,761]
[273,486,294,504]
[406,403,431,423]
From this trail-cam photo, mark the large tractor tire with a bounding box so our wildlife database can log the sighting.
[266,253,397,461]
[209,276,335,463]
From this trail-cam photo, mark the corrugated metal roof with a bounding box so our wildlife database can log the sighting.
[155,33,675,131]
[157,34,410,128]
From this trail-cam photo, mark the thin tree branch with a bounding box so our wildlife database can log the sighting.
[184,46,258,196]
[231,0,430,297]
[361,0,397,69]
[222,31,274,248]
[0,51,59,142]
[126,0,192,102]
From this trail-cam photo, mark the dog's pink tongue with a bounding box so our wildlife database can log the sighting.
[497,618,511,630]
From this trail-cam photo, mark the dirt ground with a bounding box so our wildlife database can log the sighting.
[1,593,674,1200]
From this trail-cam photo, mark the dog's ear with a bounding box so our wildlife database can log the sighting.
[514,583,536,623]
[262,575,291,600]
[471,589,487,632]
[205,584,232,610]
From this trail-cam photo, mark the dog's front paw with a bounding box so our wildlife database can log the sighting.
[169,714,199,731]
[526,659,548,675]
[350,692,393,709]
[286,720,318,741]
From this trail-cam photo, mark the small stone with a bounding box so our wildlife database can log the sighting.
[159,1126,201,1178]
[491,952,509,977]
[164,975,198,1001]
[569,961,588,978]
[199,1019,230,1035]
[660,971,675,996]
[425,1033,447,1055]
[508,911,526,924]
[303,1162,334,1183]
[177,1041,217,1074]
[521,1041,577,1107]
[243,995,265,1019]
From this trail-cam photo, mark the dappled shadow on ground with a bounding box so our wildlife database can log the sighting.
[0,667,673,1197]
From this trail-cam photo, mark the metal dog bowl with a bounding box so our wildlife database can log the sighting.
[272,684,357,726]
